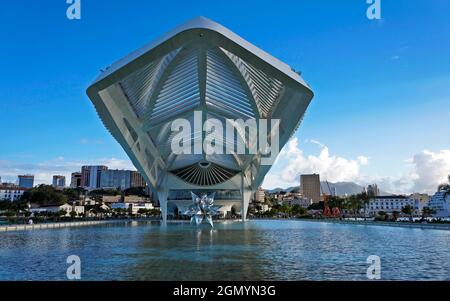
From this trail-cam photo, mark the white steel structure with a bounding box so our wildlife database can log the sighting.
[86,17,314,224]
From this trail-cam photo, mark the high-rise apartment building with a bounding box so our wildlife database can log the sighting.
[70,172,82,188]
[18,175,34,189]
[52,175,66,188]
[300,174,321,203]
[99,169,147,190]
[81,166,108,189]
[100,169,131,190]
[254,187,265,203]
[131,171,146,188]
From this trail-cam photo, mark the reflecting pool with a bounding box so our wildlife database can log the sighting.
[0,220,448,280]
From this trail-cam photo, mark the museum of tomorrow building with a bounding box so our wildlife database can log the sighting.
[87,17,314,224]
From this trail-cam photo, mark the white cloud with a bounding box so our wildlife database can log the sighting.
[410,149,450,193]
[357,156,369,166]
[99,158,135,170]
[368,150,450,194]
[262,138,450,195]
[263,138,369,189]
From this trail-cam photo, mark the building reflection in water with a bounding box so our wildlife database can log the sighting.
[129,222,270,281]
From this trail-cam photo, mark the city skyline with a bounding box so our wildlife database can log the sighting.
[1,1,450,194]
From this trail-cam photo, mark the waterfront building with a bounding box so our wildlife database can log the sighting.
[428,185,450,218]
[254,187,265,203]
[111,202,155,215]
[0,186,26,201]
[260,204,270,212]
[52,175,66,188]
[72,205,85,217]
[365,195,419,216]
[300,174,321,203]
[280,195,312,208]
[18,175,34,189]
[249,201,270,214]
[30,203,85,217]
[86,17,314,223]
[70,172,82,188]
[83,197,99,206]
[81,165,108,189]
[409,193,430,213]
[84,203,111,217]
[293,197,312,208]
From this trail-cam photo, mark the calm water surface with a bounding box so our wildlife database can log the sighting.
[0,220,449,280]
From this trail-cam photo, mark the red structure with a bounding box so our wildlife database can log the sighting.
[323,206,332,217]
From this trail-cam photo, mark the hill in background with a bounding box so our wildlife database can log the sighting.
[266,181,392,196]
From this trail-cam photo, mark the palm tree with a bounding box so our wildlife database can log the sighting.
[360,192,369,220]
[348,195,362,220]
[70,210,77,219]
[422,207,436,218]
[58,209,67,218]
[392,211,400,221]
[401,205,414,222]
[329,196,345,213]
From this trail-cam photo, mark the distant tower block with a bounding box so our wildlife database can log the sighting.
[301,174,321,203]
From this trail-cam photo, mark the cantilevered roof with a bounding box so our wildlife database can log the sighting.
[92,16,312,90]
[86,16,314,190]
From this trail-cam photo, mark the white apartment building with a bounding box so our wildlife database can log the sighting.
[365,196,419,216]
[428,185,450,218]
[30,204,85,217]
[111,202,155,214]
[409,193,430,212]
[281,196,312,208]
[0,187,26,201]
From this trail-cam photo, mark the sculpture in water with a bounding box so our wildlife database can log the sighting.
[185,192,220,227]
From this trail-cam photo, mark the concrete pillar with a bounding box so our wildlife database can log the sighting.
[240,174,252,222]
[157,188,168,226]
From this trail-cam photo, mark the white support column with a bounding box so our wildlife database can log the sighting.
[241,173,252,222]
[158,189,168,226]
[157,176,169,226]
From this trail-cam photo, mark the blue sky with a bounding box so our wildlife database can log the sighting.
[1,0,449,193]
